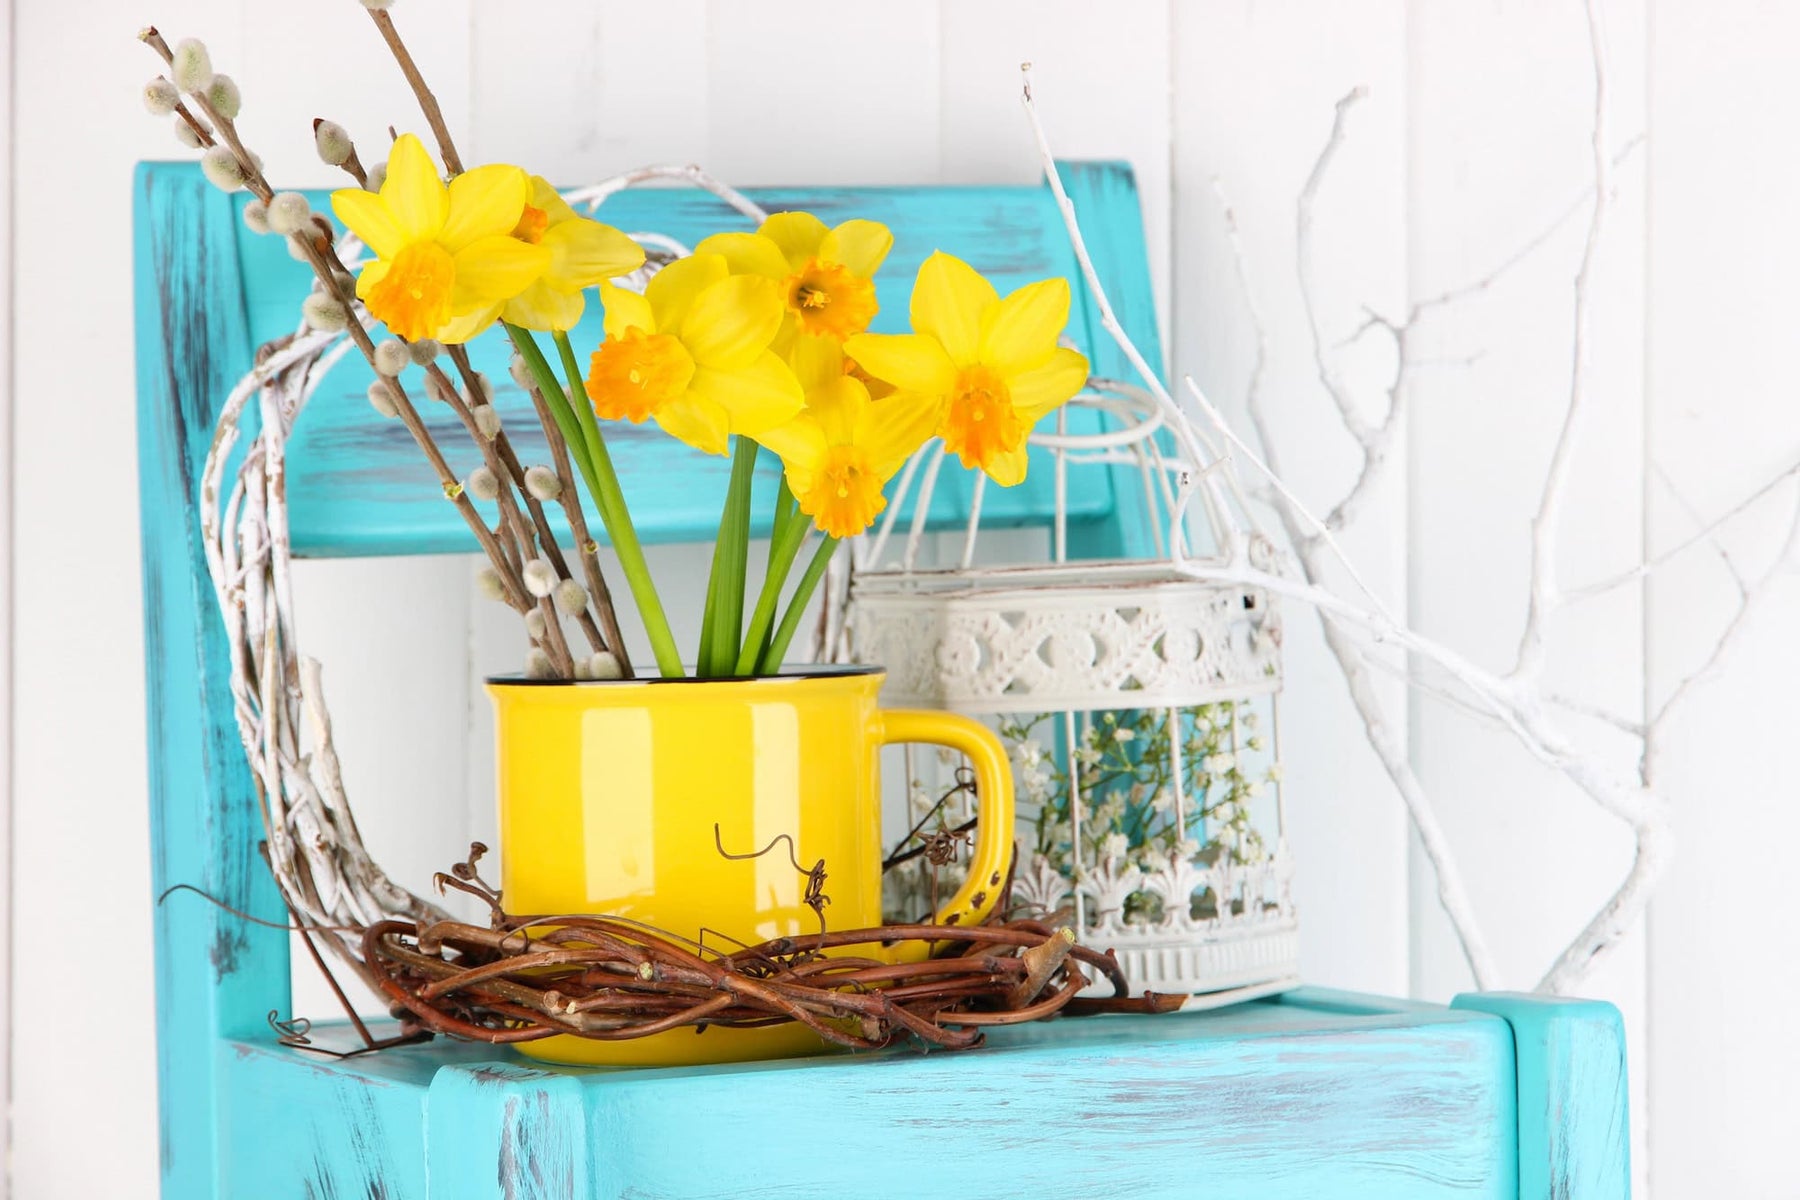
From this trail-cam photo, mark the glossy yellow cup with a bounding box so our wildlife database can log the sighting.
[487,666,1015,1066]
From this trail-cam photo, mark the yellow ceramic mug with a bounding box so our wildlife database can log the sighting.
[487,666,1014,1066]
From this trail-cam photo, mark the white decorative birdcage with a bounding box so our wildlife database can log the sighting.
[848,378,1300,1007]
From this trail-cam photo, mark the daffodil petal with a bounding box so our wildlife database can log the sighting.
[819,219,893,278]
[843,332,957,394]
[646,253,729,332]
[759,211,830,270]
[803,375,868,447]
[439,164,531,252]
[983,443,1031,487]
[354,258,391,301]
[910,251,997,367]
[436,300,504,345]
[503,279,586,333]
[790,333,849,394]
[530,175,581,226]
[757,413,829,477]
[694,231,790,280]
[452,236,550,302]
[542,218,644,290]
[653,393,731,456]
[1011,346,1091,421]
[599,279,654,337]
[980,276,1072,376]
[381,133,449,241]
[680,275,784,370]
[687,350,805,436]
[332,188,407,260]
[866,391,947,472]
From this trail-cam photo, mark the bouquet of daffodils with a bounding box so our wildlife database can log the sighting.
[139,5,1088,682]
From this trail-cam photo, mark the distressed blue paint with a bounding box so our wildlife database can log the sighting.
[1452,993,1631,1200]
[212,166,1166,559]
[427,1065,594,1199]
[136,159,1631,1198]
[135,160,293,1199]
[205,991,1523,1200]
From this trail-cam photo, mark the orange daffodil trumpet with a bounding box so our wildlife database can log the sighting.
[760,340,941,538]
[587,254,804,455]
[846,250,1089,487]
[697,212,894,345]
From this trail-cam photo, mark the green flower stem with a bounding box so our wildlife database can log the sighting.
[757,534,839,674]
[736,484,810,676]
[698,435,758,677]
[508,324,685,679]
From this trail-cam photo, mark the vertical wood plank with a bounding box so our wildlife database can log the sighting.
[1171,0,1411,997]
[13,3,248,1195]
[1645,3,1800,1195]
[937,0,1172,343]
[0,0,14,1189]
[705,0,941,185]
[1405,5,1649,1192]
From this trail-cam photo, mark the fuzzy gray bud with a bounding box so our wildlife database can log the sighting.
[524,609,548,639]
[144,77,179,116]
[424,373,454,403]
[285,235,313,262]
[301,293,349,332]
[466,372,494,404]
[313,119,353,167]
[475,567,506,601]
[367,380,400,418]
[372,339,410,377]
[173,115,206,148]
[524,648,556,679]
[200,147,244,192]
[554,579,588,616]
[242,198,269,234]
[524,465,562,501]
[472,404,502,440]
[365,161,387,192]
[205,75,241,120]
[508,354,532,389]
[407,338,441,365]
[464,466,500,502]
[265,192,312,236]
[171,38,214,94]
[522,559,559,598]
[588,651,624,681]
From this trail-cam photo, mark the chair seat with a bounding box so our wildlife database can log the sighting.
[211,987,1618,1199]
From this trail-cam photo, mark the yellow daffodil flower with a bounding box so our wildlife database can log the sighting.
[845,251,1088,487]
[440,176,645,339]
[331,133,549,343]
[586,253,804,455]
[759,339,940,538]
[696,212,893,344]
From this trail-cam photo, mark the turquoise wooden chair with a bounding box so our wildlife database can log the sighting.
[135,160,1629,1199]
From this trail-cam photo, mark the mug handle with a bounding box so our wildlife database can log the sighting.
[876,709,1016,933]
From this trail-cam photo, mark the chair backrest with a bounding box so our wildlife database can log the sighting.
[133,160,1162,1187]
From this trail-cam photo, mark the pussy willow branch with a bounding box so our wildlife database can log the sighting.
[365,6,462,175]
[139,27,536,617]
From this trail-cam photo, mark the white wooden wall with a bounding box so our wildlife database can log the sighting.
[10,1,1800,1196]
